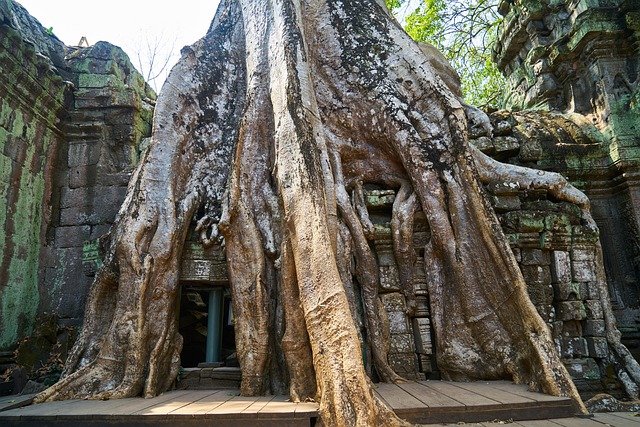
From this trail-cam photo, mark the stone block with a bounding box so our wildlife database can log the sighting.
[54,225,91,248]
[412,318,433,355]
[501,211,545,233]
[521,249,550,266]
[521,265,551,285]
[90,224,112,240]
[562,320,582,338]
[572,260,596,282]
[380,292,406,312]
[526,283,554,305]
[387,312,410,335]
[544,214,571,234]
[390,333,414,354]
[557,301,586,321]
[112,124,136,143]
[561,337,588,358]
[493,136,520,156]
[563,358,600,380]
[379,265,401,292]
[471,136,494,153]
[572,248,595,262]
[67,143,101,168]
[535,304,555,324]
[583,320,606,337]
[553,282,581,301]
[199,368,213,378]
[60,205,115,226]
[388,353,419,378]
[584,300,604,320]
[78,73,120,88]
[551,321,563,339]
[492,195,521,212]
[69,165,96,189]
[586,282,600,300]
[493,120,513,136]
[587,337,609,358]
[550,251,571,283]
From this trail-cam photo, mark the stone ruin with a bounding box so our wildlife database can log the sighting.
[1,0,640,400]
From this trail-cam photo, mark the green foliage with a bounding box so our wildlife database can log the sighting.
[384,0,402,12]
[404,0,446,46]
[400,0,506,108]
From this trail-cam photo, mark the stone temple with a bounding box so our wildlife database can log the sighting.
[0,0,639,399]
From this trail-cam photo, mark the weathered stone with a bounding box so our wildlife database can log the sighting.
[553,282,581,301]
[521,265,551,285]
[572,248,595,262]
[471,136,494,153]
[535,304,555,324]
[560,337,588,358]
[389,333,414,354]
[54,225,91,248]
[587,337,609,358]
[550,251,571,283]
[584,300,604,320]
[492,136,520,156]
[521,248,550,266]
[492,195,521,212]
[526,282,554,305]
[586,282,600,300]
[501,211,545,233]
[563,358,601,381]
[583,320,606,337]
[572,260,597,283]
[562,320,582,338]
[378,265,401,292]
[380,292,406,313]
[557,301,586,321]
[388,353,419,379]
[412,317,433,355]
[387,311,410,335]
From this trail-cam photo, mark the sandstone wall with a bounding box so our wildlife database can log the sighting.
[0,0,154,351]
[494,0,640,360]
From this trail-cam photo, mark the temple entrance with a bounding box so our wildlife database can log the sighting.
[178,285,236,368]
[178,241,236,369]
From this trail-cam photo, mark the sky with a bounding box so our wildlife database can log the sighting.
[16,0,221,91]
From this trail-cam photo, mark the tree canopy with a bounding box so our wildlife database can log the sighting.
[389,0,506,108]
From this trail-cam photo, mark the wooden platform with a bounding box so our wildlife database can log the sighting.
[0,380,577,426]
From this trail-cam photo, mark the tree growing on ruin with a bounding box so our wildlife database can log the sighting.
[35,0,640,425]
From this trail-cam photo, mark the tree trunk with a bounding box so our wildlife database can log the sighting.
[36,0,605,424]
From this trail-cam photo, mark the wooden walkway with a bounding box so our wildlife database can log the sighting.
[0,380,596,426]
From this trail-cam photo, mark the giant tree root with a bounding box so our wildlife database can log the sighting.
[34,0,610,424]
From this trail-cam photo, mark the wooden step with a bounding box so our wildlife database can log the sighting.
[0,380,577,426]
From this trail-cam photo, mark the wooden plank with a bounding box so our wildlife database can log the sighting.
[421,381,501,408]
[551,415,615,426]
[375,382,426,410]
[169,389,233,415]
[452,381,536,406]
[593,412,640,427]
[498,421,563,427]
[207,394,258,415]
[257,395,299,418]
[241,395,275,414]
[0,394,35,412]
[93,390,194,416]
[134,390,221,415]
[294,401,320,418]
[489,381,568,403]
[397,381,460,408]
[1,398,81,417]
